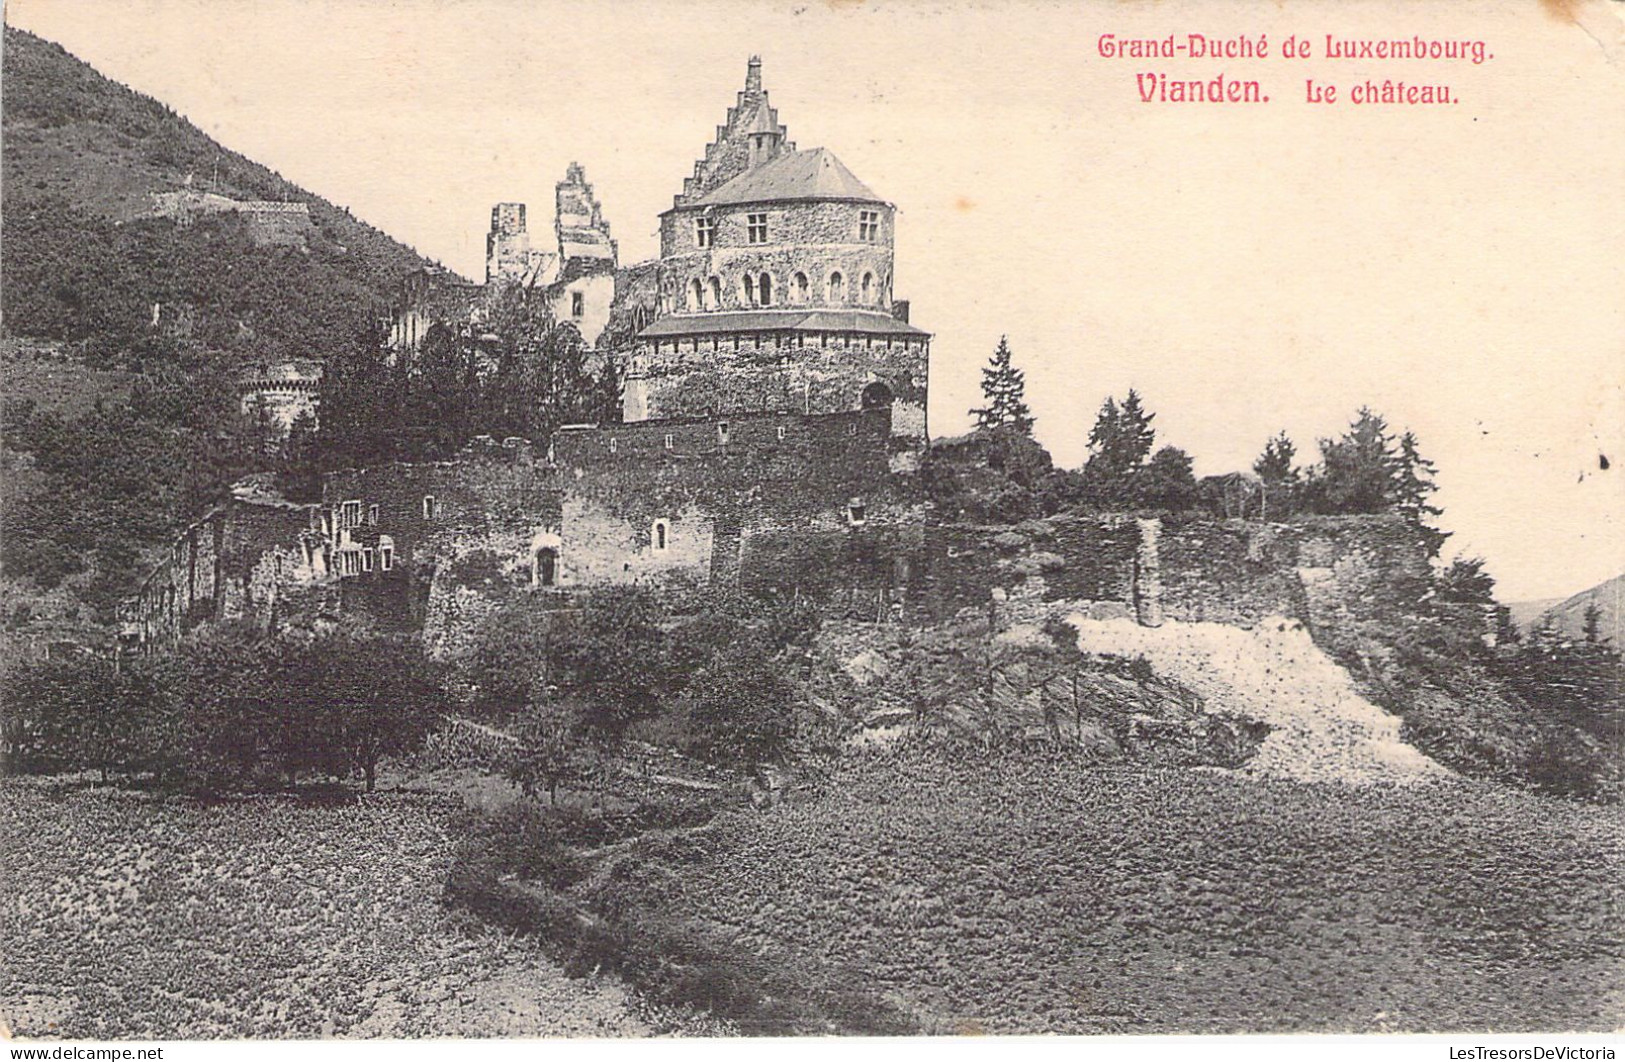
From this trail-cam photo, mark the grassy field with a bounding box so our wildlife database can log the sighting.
[589,752,1625,1034]
[0,778,716,1039]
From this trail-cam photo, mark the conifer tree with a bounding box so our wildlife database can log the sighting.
[1314,407,1397,514]
[970,336,1034,436]
[1390,429,1448,555]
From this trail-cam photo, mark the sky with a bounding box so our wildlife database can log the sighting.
[6,0,1623,602]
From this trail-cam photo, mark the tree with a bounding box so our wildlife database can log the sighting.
[1252,430,1300,519]
[1391,430,1448,555]
[546,587,668,746]
[506,697,584,806]
[1311,407,1396,514]
[1133,445,1198,511]
[685,638,798,768]
[1583,603,1607,645]
[1436,556,1497,605]
[969,336,1034,436]
[1082,389,1157,506]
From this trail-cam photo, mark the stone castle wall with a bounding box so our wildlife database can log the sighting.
[622,330,929,455]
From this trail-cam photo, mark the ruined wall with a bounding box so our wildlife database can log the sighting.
[919,512,1434,642]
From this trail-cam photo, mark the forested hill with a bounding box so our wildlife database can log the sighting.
[1,27,439,363]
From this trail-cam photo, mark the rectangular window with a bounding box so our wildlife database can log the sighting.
[718,422,730,445]
[380,547,393,572]
[695,216,716,249]
[571,291,585,317]
[664,434,674,451]
[858,209,880,242]
[422,495,437,521]
[341,500,361,529]
[776,426,786,441]
[746,213,769,244]
[362,548,375,573]
[609,437,618,453]
[367,504,379,526]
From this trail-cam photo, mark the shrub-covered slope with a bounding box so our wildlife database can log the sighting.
[2,27,437,363]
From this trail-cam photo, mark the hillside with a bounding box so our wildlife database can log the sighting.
[1,26,440,364]
[1531,574,1624,646]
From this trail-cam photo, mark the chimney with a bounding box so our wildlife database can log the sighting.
[745,55,762,96]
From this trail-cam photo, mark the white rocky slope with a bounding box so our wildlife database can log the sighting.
[1065,614,1449,785]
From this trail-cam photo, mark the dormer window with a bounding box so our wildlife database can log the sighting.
[696,216,716,249]
[746,213,769,244]
[858,209,880,242]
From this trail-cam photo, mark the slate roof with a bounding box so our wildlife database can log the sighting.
[639,308,928,339]
[691,148,886,208]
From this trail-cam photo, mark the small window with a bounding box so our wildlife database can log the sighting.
[828,271,845,302]
[609,437,618,453]
[571,291,585,317]
[695,216,716,249]
[688,279,703,310]
[861,272,874,303]
[858,209,880,242]
[366,504,379,526]
[776,425,787,441]
[758,272,772,307]
[379,535,395,572]
[652,519,670,552]
[848,499,867,526]
[746,213,769,244]
[793,272,809,302]
[849,422,858,436]
[718,422,730,445]
[742,274,756,307]
[362,548,375,573]
[664,434,674,450]
[341,500,361,528]
[707,276,722,309]
[422,495,437,520]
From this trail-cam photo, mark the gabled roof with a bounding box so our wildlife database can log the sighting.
[639,308,928,339]
[690,148,885,208]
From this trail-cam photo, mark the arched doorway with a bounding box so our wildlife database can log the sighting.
[861,381,894,410]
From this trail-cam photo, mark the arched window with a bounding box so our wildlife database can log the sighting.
[828,271,845,303]
[793,272,809,302]
[707,276,722,309]
[743,274,756,307]
[758,272,772,307]
[651,519,670,552]
[689,279,703,311]
[861,272,874,303]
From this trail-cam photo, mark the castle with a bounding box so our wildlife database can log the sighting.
[127,58,935,648]
[124,58,1443,658]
